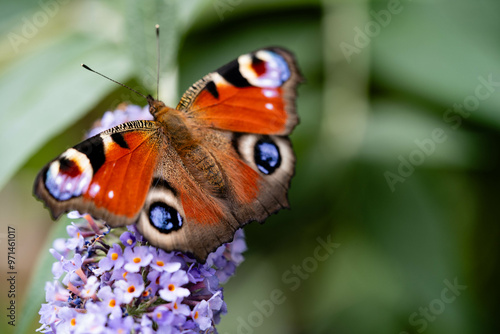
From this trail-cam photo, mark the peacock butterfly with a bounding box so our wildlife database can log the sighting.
[34,47,302,261]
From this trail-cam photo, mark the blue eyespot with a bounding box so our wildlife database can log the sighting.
[149,202,183,234]
[249,51,290,88]
[254,138,281,175]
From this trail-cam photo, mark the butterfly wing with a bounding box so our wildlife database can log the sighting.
[177,47,302,135]
[34,120,163,226]
[135,48,301,260]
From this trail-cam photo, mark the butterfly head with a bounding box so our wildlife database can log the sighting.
[147,95,167,118]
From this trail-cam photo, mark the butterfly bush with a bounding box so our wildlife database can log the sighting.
[38,105,247,333]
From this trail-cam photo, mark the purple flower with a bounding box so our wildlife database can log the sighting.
[150,305,174,326]
[123,246,153,272]
[192,300,212,330]
[119,231,136,247]
[114,273,144,303]
[38,303,60,329]
[145,270,162,296]
[109,268,128,282]
[56,307,78,333]
[106,316,134,334]
[126,224,145,243]
[44,281,69,303]
[170,298,191,317]
[208,291,224,313]
[140,315,154,334]
[158,271,191,302]
[87,104,152,138]
[81,275,99,299]
[73,310,107,333]
[96,286,123,319]
[97,244,124,272]
[150,248,181,272]
[39,105,247,333]
[49,248,66,279]
[66,225,85,250]
[62,253,83,274]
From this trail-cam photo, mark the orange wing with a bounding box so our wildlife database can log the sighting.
[177,47,303,136]
[34,120,163,226]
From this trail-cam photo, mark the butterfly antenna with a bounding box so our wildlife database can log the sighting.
[155,24,160,100]
[81,64,149,100]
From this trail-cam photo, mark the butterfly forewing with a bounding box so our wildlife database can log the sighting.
[34,120,163,226]
[177,47,302,135]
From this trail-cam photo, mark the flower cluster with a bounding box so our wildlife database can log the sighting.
[38,104,247,333]
[86,103,153,138]
[38,214,246,333]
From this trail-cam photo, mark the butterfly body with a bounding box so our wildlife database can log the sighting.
[34,47,302,261]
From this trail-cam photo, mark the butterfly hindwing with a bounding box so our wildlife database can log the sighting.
[135,117,296,261]
[34,120,163,226]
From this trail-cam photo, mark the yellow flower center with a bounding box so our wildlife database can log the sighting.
[168,284,175,291]
[109,299,116,307]
[128,286,136,293]
[133,257,141,264]
[156,260,164,267]
[71,318,76,326]
[111,253,118,261]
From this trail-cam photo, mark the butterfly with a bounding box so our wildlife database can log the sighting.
[34,47,302,261]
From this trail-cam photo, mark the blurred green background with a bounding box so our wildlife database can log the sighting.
[1,0,499,333]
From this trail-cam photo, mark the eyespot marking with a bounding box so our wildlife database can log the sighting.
[59,158,80,177]
[251,55,266,76]
[254,138,281,175]
[44,149,93,201]
[149,202,183,234]
[238,50,290,88]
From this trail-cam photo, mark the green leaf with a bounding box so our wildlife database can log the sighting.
[372,1,500,127]
[0,34,133,191]
[123,0,206,104]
